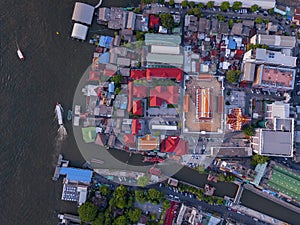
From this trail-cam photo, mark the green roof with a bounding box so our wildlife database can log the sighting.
[82,127,96,143]
[145,33,181,46]
[267,165,300,201]
[147,53,183,65]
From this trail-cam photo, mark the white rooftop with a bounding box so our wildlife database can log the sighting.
[72,2,94,25]
[71,23,88,41]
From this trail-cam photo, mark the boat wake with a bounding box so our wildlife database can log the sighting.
[57,125,67,141]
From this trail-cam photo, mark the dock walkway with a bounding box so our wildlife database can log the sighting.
[52,154,69,181]
[94,0,102,8]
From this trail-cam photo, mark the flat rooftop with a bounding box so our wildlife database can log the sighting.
[255,65,295,90]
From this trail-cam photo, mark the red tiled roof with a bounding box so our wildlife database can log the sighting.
[149,15,160,29]
[132,119,141,135]
[88,70,100,81]
[103,69,115,76]
[160,136,188,156]
[146,68,183,81]
[150,86,179,107]
[133,86,147,98]
[124,134,136,148]
[130,69,146,80]
[132,100,143,116]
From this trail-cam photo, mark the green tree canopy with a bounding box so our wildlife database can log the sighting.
[193,7,201,17]
[181,0,188,8]
[169,0,175,6]
[220,1,230,11]
[128,208,142,223]
[255,17,263,24]
[197,3,205,9]
[162,199,170,209]
[92,212,105,225]
[226,70,241,83]
[99,185,109,196]
[242,125,255,136]
[111,74,122,84]
[135,190,146,203]
[113,215,127,225]
[189,1,195,8]
[206,1,215,9]
[78,202,98,223]
[147,188,163,203]
[228,18,234,29]
[268,8,274,15]
[250,4,259,12]
[232,1,242,11]
[150,213,157,221]
[138,175,150,187]
[159,13,175,30]
[251,154,269,166]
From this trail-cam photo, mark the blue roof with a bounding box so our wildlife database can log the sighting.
[228,37,237,50]
[109,82,115,93]
[99,36,113,48]
[59,167,92,183]
[99,52,110,64]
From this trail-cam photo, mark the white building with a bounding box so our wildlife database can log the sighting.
[250,34,296,49]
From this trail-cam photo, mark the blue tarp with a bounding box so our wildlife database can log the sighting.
[228,37,237,50]
[109,82,115,93]
[99,52,110,64]
[60,167,92,183]
[99,36,113,48]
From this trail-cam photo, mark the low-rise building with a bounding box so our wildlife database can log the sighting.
[250,34,296,49]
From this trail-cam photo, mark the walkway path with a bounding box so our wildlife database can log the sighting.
[94,0,102,9]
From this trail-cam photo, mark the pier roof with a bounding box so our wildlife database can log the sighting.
[72,2,94,25]
[60,167,92,183]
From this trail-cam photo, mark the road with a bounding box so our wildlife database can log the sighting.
[148,183,267,225]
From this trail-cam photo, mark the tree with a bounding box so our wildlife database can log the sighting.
[250,4,259,12]
[133,8,140,14]
[226,70,241,83]
[251,154,269,166]
[135,190,146,203]
[261,44,268,49]
[113,215,127,225]
[135,31,145,41]
[195,164,206,174]
[217,15,224,21]
[193,7,201,16]
[111,74,122,84]
[197,3,205,9]
[187,9,194,15]
[159,13,175,30]
[255,17,263,24]
[232,1,242,11]
[264,19,269,24]
[220,1,230,11]
[93,213,105,225]
[169,0,175,6]
[206,1,214,9]
[147,189,163,203]
[99,185,109,196]
[128,208,142,223]
[138,175,150,187]
[189,1,195,8]
[181,0,188,8]
[268,8,274,15]
[228,18,234,29]
[150,213,157,221]
[78,202,98,223]
[216,198,225,205]
[162,199,170,209]
[242,125,255,136]
[218,173,225,181]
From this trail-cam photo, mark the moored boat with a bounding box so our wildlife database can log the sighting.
[17,48,24,61]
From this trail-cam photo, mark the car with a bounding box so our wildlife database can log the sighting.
[189,194,193,198]
[169,194,174,198]
[250,89,254,94]
[174,196,179,200]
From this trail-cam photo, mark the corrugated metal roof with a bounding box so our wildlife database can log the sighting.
[60,167,92,183]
